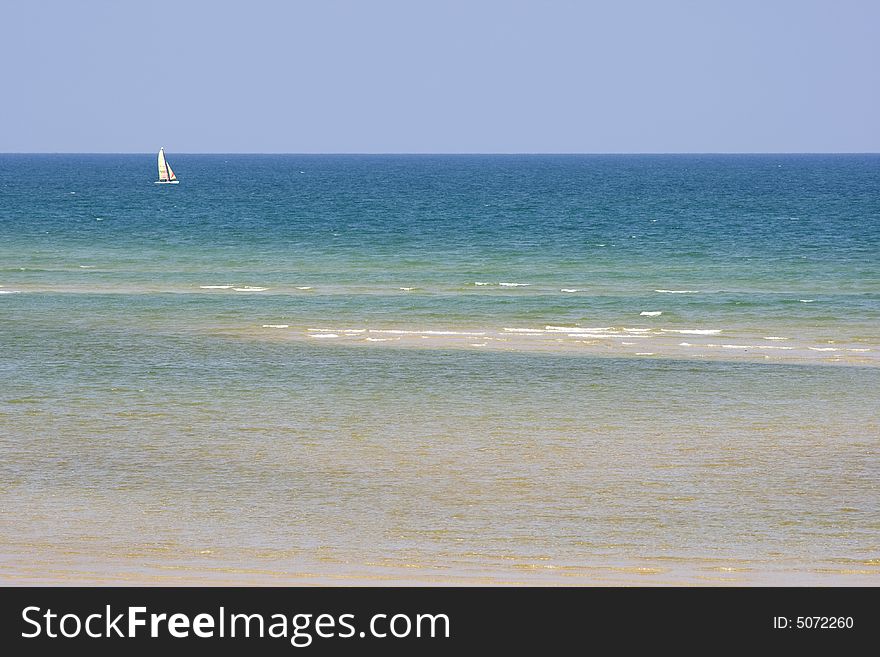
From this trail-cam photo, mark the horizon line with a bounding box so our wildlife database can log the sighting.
[1,151,879,156]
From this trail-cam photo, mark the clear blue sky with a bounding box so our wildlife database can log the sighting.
[3,0,878,153]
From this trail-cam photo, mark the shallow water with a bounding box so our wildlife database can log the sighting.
[1,155,878,584]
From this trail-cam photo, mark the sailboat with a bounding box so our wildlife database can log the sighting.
[155,147,179,184]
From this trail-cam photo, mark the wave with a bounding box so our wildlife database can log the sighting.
[367,329,418,335]
[655,289,699,294]
[560,288,580,293]
[252,322,878,364]
[545,325,613,332]
[200,285,234,289]
[640,311,662,316]
[661,329,721,335]
[693,343,794,351]
[233,286,269,292]
[712,344,792,350]
[368,329,485,336]
[422,330,486,336]
[499,282,531,287]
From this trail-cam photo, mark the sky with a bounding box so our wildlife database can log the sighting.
[2,0,878,153]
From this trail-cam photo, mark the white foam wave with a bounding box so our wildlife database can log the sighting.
[636,352,655,356]
[655,289,699,294]
[808,347,838,352]
[560,288,580,293]
[503,328,547,334]
[309,333,339,339]
[661,329,721,335]
[799,299,815,303]
[262,324,289,329]
[366,329,485,336]
[0,290,21,294]
[763,336,788,341]
[366,337,391,342]
[847,348,871,352]
[640,311,662,316]
[717,344,790,351]
[200,285,234,289]
[399,287,415,291]
[296,286,313,290]
[474,281,492,286]
[545,326,613,333]
[422,331,486,336]
[499,282,531,287]
[234,286,269,292]
[622,328,651,333]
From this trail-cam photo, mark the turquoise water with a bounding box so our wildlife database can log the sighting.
[1,155,878,584]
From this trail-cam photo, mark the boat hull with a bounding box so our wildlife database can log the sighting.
[155,180,180,184]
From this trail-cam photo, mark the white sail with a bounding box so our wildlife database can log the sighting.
[157,147,178,183]
[157,148,170,181]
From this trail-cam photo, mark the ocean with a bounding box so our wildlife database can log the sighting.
[1,154,878,584]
